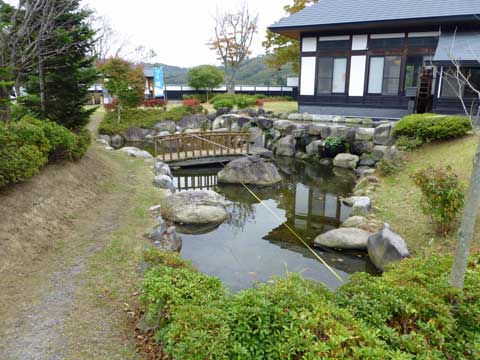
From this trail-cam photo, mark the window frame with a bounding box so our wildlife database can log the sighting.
[316,56,348,96]
[367,55,402,96]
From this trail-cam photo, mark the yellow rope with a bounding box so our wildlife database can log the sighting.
[187,134,345,284]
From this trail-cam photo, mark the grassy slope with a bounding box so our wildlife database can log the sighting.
[373,135,480,257]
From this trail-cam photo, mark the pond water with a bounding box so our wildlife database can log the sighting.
[172,157,377,292]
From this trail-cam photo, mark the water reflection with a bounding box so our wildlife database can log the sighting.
[172,159,375,291]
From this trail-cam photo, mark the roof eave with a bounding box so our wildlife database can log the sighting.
[269,14,480,40]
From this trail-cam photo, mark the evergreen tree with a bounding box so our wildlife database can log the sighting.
[23,0,97,130]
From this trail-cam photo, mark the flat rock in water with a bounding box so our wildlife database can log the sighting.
[341,216,368,228]
[218,157,282,185]
[161,190,231,225]
[314,228,371,250]
[119,147,153,159]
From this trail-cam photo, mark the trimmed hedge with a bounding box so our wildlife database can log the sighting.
[98,107,194,135]
[139,249,480,360]
[0,117,91,188]
[393,113,471,143]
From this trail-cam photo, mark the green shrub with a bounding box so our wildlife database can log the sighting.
[412,166,465,236]
[234,95,257,109]
[71,128,91,161]
[393,114,471,142]
[396,135,423,151]
[0,121,49,187]
[337,255,480,359]
[143,248,197,272]
[377,158,404,177]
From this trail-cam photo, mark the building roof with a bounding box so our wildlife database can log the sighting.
[434,31,480,65]
[270,0,480,38]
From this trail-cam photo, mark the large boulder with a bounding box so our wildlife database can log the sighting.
[238,108,257,118]
[153,175,176,192]
[96,138,110,147]
[248,127,263,145]
[110,134,125,149]
[368,224,410,271]
[314,228,372,250]
[119,147,153,159]
[307,124,329,137]
[330,126,356,143]
[217,156,282,185]
[153,120,176,134]
[124,127,154,142]
[224,114,253,129]
[177,114,210,130]
[216,107,231,116]
[372,145,389,161]
[161,190,231,225]
[333,153,360,170]
[351,140,374,156]
[153,160,172,178]
[275,135,297,157]
[373,123,393,145]
[98,134,111,144]
[341,216,368,228]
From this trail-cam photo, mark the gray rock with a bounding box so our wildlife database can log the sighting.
[149,224,182,252]
[254,149,273,159]
[355,167,376,177]
[306,140,325,155]
[287,113,304,121]
[314,228,371,250]
[312,114,336,122]
[351,140,374,156]
[96,138,110,147]
[333,153,360,170]
[295,151,309,160]
[161,190,231,225]
[319,158,333,167]
[275,135,297,157]
[307,124,329,137]
[178,114,210,130]
[206,112,217,121]
[119,147,154,159]
[330,126,356,143]
[343,196,372,216]
[216,107,231,116]
[110,134,125,149]
[238,108,257,118]
[98,134,111,144]
[372,145,389,161]
[273,120,297,135]
[249,127,263,145]
[255,117,274,130]
[368,224,410,271]
[291,126,307,138]
[359,155,377,167]
[218,156,282,185]
[153,120,176,133]
[124,127,154,142]
[153,175,176,192]
[355,127,375,141]
[258,108,266,116]
[373,123,393,145]
[341,216,368,228]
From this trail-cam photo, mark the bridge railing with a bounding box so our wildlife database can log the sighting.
[153,131,250,162]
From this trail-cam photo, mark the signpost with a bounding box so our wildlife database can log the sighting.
[153,66,165,99]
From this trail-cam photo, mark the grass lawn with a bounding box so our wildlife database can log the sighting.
[373,135,480,257]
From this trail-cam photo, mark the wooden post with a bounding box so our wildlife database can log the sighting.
[176,138,180,161]
[169,138,173,161]
[162,140,166,161]
[154,138,157,156]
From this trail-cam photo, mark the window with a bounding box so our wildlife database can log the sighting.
[317,57,347,94]
[367,56,402,95]
[408,36,438,49]
[404,56,424,90]
[441,67,480,98]
[368,38,404,50]
[318,40,350,51]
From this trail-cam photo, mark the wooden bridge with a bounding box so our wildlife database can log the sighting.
[153,131,251,167]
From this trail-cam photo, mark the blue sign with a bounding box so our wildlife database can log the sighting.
[153,67,165,98]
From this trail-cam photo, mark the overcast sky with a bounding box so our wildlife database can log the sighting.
[81,0,291,68]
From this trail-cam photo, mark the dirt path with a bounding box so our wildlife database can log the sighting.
[0,112,160,359]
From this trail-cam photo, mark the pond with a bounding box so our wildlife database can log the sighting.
[171,157,377,292]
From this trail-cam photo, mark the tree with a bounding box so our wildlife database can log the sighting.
[441,32,480,290]
[100,58,144,123]
[209,2,258,94]
[263,0,318,74]
[22,0,98,129]
[187,65,224,102]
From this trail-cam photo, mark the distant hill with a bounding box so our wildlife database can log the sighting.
[148,56,295,86]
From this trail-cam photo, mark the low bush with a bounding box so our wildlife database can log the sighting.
[99,106,193,135]
[139,250,480,359]
[377,158,404,177]
[0,117,90,188]
[234,95,257,109]
[142,99,167,108]
[183,94,208,103]
[395,135,423,151]
[412,166,465,236]
[393,113,471,142]
[211,94,264,110]
[337,255,480,359]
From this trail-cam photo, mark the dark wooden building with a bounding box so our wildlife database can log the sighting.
[269,0,480,118]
